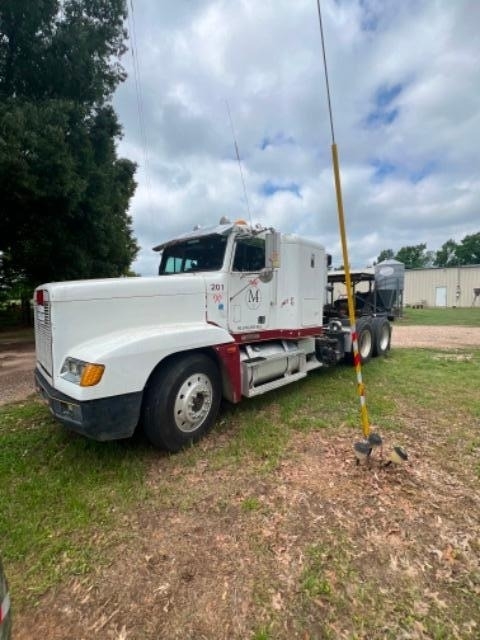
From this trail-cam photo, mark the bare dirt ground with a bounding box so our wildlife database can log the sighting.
[0,335,35,406]
[1,325,479,406]
[391,324,480,349]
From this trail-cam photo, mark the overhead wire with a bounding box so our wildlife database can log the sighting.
[226,100,253,227]
[127,0,153,219]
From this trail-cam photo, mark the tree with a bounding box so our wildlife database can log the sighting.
[395,243,432,269]
[456,232,480,265]
[0,0,127,104]
[434,239,460,267]
[434,233,480,267]
[376,248,395,263]
[0,0,138,300]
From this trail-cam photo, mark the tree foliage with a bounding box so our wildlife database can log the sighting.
[434,239,460,267]
[377,234,480,270]
[0,0,138,293]
[376,248,395,263]
[455,233,480,266]
[394,243,432,269]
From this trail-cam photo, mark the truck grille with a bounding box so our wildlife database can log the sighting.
[35,298,53,376]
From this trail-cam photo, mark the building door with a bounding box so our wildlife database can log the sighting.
[435,286,447,307]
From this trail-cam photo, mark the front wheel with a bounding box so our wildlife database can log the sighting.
[143,353,221,452]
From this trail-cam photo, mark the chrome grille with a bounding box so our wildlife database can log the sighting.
[35,299,53,376]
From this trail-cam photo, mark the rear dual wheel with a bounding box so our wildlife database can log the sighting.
[356,318,374,363]
[352,317,391,363]
[372,317,391,357]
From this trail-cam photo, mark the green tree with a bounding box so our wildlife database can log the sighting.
[434,239,460,267]
[376,248,395,263]
[434,233,480,267]
[456,232,480,265]
[395,243,432,269]
[0,0,138,301]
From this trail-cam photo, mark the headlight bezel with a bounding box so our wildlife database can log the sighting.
[60,357,105,387]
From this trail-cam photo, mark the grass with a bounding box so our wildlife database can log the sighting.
[400,306,480,326]
[0,401,153,599]
[2,346,480,638]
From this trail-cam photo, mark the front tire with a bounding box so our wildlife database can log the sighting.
[143,353,221,452]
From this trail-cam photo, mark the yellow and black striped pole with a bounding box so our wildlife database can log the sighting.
[317,0,371,438]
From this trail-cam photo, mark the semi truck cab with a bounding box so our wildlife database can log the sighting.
[34,220,389,451]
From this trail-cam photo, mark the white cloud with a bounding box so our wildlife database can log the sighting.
[114,0,480,274]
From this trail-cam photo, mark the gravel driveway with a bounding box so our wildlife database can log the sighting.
[392,324,480,349]
[1,325,479,406]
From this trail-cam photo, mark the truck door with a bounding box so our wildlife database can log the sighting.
[228,236,272,332]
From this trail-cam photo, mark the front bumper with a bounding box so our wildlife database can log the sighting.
[35,368,143,441]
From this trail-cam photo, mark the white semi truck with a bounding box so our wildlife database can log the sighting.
[34,220,391,451]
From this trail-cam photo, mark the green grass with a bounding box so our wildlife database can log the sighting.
[400,307,480,326]
[0,400,152,600]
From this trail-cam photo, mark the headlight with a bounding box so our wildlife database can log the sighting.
[60,358,105,387]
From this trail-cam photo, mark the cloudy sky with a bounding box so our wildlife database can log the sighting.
[113,0,480,275]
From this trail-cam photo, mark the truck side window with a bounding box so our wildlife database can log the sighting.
[232,238,265,272]
[163,256,184,274]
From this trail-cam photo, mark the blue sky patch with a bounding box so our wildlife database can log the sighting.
[359,0,379,31]
[260,132,296,150]
[260,180,302,198]
[371,158,437,184]
[376,83,403,107]
[366,107,399,127]
[410,161,436,183]
[371,159,396,181]
[365,83,403,128]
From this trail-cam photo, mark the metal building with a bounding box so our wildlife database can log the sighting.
[403,265,480,308]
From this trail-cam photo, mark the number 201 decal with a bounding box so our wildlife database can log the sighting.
[210,284,225,291]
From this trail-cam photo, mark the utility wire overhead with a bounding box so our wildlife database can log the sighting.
[127,0,153,217]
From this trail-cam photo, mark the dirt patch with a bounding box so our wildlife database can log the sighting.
[0,339,36,405]
[392,324,480,349]
[13,420,480,639]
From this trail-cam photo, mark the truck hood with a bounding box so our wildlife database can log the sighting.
[38,275,206,302]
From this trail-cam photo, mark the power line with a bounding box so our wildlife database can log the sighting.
[127,0,153,216]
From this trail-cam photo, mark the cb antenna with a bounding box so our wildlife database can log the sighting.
[226,101,253,226]
[316,0,371,439]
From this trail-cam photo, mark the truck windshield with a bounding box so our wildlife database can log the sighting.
[159,234,228,274]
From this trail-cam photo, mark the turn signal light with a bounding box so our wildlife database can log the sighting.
[80,364,105,387]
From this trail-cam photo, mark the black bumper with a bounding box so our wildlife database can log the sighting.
[35,368,143,441]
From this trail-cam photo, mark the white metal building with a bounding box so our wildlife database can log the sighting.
[403,265,480,308]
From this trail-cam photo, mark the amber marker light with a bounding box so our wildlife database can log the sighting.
[80,364,105,387]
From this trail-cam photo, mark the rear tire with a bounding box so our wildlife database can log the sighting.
[372,317,391,357]
[143,353,221,452]
[354,318,374,363]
